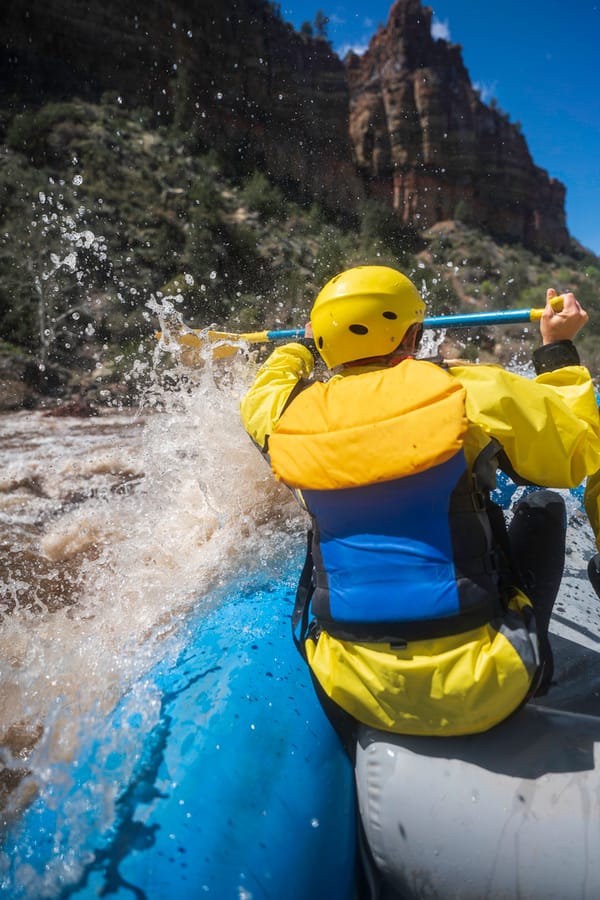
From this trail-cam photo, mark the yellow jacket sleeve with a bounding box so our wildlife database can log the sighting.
[240,343,314,450]
[584,471,600,551]
[449,363,600,489]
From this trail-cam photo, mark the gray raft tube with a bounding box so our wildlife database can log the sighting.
[355,703,600,900]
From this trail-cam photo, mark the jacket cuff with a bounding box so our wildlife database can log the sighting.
[532,340,580,374]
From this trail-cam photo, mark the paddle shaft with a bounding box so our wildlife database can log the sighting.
[263,306,548,342]
[156,298,563,356]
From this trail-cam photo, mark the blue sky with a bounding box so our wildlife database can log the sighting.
[282,0,600,256]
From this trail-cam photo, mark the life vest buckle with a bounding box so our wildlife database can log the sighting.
[389,639,408,650]
[483,549,500,575]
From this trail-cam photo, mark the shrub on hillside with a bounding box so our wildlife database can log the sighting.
[6,102,98,166]
[360,199,420,262]
[240,172,287,221]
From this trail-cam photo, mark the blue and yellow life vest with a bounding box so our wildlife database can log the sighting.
[270,358,505,644]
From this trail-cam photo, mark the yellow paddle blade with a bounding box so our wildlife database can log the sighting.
[154,328,272,363]
[207,330,271,343]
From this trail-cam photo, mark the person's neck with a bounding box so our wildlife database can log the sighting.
[342,352,414,370]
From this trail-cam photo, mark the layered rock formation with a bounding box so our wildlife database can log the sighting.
[1,0,569,250]
[347,0,569,250]
[0,0,360,212]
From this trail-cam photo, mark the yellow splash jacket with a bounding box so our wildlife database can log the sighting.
[240,344,600,736]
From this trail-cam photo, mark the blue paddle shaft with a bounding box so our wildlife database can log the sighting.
[265,308,534,341]
[423,309,533,328]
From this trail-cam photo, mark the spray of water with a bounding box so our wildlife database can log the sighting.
[0,289,305,846]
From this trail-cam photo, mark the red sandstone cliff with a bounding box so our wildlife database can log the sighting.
[346,0,569,250]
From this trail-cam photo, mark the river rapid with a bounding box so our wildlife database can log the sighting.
[0,352,305,827]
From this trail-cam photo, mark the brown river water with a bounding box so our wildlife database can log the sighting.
[0,355,304,824]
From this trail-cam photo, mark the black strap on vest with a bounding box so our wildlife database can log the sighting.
[292,529,315,660]
[292,528,361,762]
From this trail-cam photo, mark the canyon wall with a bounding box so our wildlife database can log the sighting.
[347,0,569,250]
[1,0,569,250]
[0,0,361,212]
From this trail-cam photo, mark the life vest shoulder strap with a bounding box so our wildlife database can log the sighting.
[291,528,315,660]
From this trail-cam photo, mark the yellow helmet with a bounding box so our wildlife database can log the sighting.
[310,266,425,368]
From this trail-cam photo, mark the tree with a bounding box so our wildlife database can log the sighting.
[267,2,282,19]
[314,10,329,39]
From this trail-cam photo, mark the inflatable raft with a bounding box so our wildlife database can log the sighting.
[1,570,356,900]
[2,482,600,900]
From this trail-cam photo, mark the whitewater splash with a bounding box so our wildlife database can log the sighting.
[0,349,304,833]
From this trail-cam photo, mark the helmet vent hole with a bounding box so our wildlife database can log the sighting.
[382,311,398,319]
[318,336,324,349]
[349,324,369,335]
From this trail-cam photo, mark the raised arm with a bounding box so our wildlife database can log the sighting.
[240,343,314,452]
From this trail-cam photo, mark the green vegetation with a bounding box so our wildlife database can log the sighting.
[300,10,329,40]
[0,97,599,408]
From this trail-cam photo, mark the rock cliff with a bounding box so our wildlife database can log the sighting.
[347,0,569,250]
[1,0,569,250]
[0,0,360,213]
